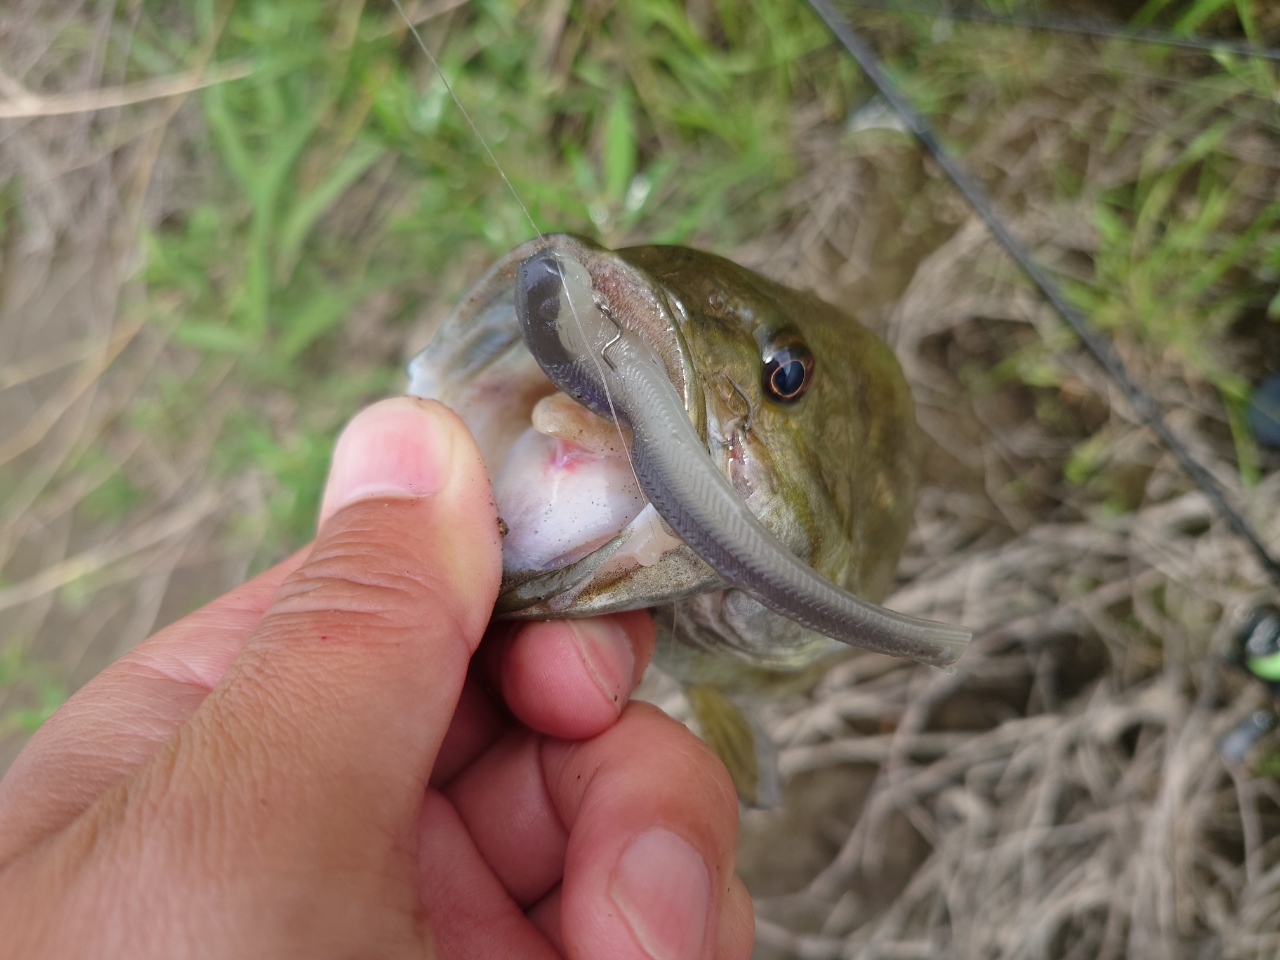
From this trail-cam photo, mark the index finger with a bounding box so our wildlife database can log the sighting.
[430,610,655,788]
[429,702,749,960]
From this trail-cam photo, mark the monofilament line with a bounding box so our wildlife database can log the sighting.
[807,0,1280,589]
[390,0,541,240]
[390,0,642,491]
[547,255,647,500]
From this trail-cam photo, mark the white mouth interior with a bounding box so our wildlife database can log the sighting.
[493,391,646,571]
[409,316,684,576]
[493,390,685,574]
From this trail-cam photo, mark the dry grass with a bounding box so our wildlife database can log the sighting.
[4,2,1280,958]
[0,2,249,752]
[684,17,1280,956]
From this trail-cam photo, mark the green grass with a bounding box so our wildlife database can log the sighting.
[0,646,65,740]
[873,1,1280,505]
[123,0,869,561]
[4,0,1279,736]
[73,0,1280,565]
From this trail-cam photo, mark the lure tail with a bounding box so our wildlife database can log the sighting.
[685,684,780,809]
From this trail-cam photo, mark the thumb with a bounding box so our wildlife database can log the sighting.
[129,398,499,902]
[210,394,501,791]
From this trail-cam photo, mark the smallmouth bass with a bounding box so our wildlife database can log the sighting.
[408,233,969,804]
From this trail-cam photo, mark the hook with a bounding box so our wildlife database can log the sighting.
[598,301,624,371]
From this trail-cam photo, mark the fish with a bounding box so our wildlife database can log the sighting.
[407,232,970,804]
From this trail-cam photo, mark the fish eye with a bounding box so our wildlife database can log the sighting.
[761,334,814,403]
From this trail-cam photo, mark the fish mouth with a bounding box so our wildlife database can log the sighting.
[412,234,971,667]
[406,234,723,617]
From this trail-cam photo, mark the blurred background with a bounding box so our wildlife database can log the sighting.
[2,0,1280,955]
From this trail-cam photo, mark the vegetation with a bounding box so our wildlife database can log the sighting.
[132,0,873,552]
[3,1,1280,950]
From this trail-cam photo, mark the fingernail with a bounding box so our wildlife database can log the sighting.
[570,619,636,712]
[319,398,454,523]
[610,828,711,960]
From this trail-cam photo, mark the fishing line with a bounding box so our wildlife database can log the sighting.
[390,0,646,507]
[807,0,1280,590]
[390,0,540,239]
[846,0,1280,62]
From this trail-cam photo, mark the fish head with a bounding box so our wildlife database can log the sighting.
[407,233,919,622]
[615,244,919,606]
[410,234,715,614]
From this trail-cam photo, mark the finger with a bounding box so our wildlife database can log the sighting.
[714,876,754,960]
[417,790,561,960]
[37,398,502,947]
[444,702,742,959]
[429,662,511,789]
[0,547,308,862]
[492,611,655,741]
[532,887,753,960]
[164,396,501,839]
[443,729,566,907]
[548,702,741,960]
[527,885,565,955]
[429,611,655,789]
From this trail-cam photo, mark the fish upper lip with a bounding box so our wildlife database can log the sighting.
[487,235,724,613]
[531,237,713,462]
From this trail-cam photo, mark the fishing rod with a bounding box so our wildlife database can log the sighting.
[845,0,1280,62]
[805,0,1280,590]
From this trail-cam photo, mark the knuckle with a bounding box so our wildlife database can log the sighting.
[269,532,465,639]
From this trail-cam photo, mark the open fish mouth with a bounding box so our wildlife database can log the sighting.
[407,234,722,617]
[409,233,970,669]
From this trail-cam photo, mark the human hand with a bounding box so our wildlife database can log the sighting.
[0,397,752,959]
